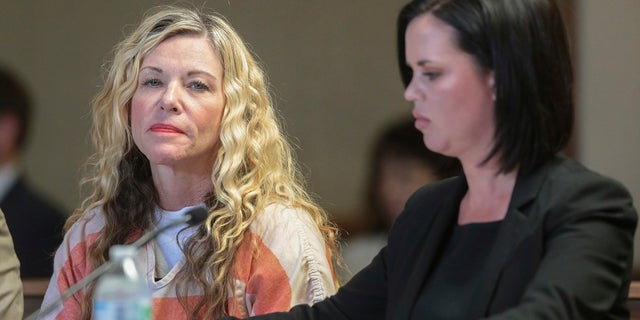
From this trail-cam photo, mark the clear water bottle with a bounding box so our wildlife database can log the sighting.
[93,245,152,320]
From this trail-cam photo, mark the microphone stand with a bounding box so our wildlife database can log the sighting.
[25,207,208,320]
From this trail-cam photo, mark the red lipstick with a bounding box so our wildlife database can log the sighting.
[149,123,184,134]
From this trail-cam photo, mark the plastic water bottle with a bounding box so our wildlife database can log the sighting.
[93,245,152,320]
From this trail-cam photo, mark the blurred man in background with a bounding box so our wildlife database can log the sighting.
[0,66,66,279]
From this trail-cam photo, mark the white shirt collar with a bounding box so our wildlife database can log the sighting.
[0,161,19,201]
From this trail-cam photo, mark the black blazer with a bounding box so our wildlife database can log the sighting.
[223,155,637,319]
[1,176,66,278]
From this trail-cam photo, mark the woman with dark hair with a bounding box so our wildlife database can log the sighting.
[221,0,637,319]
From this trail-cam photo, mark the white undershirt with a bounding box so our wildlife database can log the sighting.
[154,204,204,271]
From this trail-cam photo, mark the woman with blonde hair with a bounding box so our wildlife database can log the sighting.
[41,6,338,319]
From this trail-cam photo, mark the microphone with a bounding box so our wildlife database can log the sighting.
[26,207,209,320]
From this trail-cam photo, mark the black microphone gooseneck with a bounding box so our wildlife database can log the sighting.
[25,207,209,320]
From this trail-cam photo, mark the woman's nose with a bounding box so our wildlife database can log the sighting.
[404,77,419,102]
[160,82,181,113]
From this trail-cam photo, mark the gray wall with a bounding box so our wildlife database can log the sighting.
[576,0,640,274]
[1,1,639,269]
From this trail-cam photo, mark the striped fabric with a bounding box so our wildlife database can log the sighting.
[40,204,337,319]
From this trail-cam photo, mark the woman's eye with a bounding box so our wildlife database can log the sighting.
[142,78,161,87]
[189,81,209,90]
[423,72,440,81]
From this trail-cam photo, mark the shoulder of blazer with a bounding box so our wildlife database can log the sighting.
[502,154,636,241]
[532,155,636,227]
[2,175,66,219]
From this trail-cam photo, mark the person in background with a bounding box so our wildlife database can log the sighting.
[219,0,637,318]
[0,208,23,319]
[0,66,66,279]
[339,117,460,281]
[41,6,338,320]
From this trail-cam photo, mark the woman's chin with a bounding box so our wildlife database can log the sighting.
[144,152,184,166]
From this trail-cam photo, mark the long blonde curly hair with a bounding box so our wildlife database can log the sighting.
[66,5,339,319]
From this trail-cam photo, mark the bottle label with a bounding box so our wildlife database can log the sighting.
[94,298,151,320]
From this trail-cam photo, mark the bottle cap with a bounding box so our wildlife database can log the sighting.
[109,245,137,260]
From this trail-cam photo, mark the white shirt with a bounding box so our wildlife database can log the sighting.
[153,204,204,271]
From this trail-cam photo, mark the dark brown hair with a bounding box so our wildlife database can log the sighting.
[398,0,574,173]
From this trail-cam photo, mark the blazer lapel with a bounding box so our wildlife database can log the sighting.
[393,178,466,320]
[468,163,550,318]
